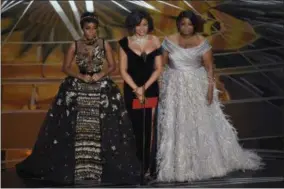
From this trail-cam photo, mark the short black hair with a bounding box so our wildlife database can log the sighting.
[125,10,154,34]
[80,11,99,29]
[176,10,199,33]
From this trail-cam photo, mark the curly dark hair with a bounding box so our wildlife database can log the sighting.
[176,10,199,33]
[125,10,154,34]
[80,11,99,29]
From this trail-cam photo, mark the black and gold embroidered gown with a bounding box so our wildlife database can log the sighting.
[16,38,140,185]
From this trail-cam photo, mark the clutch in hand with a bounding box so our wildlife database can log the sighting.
[132,97,158,109]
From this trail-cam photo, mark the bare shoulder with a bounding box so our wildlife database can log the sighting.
[167,33,179,41]
[67,41,76,53]
[103,39,110,47]
[149,35,160,42]
[100,38,112,51]
[150,35,161,47]
[70,41,76,48]
[195,34,206,42]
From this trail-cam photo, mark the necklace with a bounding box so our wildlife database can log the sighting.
[132,34,148,47]
[83,37,98,45]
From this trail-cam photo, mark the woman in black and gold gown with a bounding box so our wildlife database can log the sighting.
[119,10,163,178]
[16,12,140,185]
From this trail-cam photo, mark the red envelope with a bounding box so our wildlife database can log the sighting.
[132,97,158,109]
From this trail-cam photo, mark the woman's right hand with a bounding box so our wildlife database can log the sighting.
[135,86,145,97]
[134,86,145,103]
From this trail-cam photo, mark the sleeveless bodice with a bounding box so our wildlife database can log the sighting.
[75,38,105,74]
[118,37,162,87]
[118,36,162,98]
[162,38,212,71]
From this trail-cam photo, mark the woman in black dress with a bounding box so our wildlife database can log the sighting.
[119,10,163,177]
[16,12,140,185]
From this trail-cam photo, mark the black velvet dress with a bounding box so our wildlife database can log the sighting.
[118,37,162,175]
[15,38,140,186]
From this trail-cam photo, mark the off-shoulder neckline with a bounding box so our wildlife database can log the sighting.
[164,37,206,50]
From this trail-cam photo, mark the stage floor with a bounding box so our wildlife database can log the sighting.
[2,151,283,188]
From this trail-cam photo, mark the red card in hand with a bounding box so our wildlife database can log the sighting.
[132,97,158,109]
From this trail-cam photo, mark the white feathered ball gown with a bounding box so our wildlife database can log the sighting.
[156,38,263,182]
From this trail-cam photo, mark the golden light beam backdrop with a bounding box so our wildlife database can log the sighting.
[1,0,260,112]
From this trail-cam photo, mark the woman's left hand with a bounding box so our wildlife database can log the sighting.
[207,91,213,106]
[92,72,105,82]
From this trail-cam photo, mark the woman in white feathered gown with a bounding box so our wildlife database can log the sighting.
[156,10,263,182]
